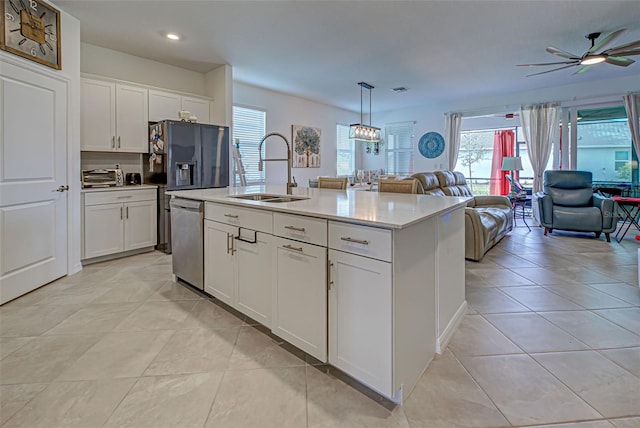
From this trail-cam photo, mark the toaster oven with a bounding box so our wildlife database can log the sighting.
[82,169,118,188]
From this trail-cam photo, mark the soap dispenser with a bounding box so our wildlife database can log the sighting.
[114,164,124,187]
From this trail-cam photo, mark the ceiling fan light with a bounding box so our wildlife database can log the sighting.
[581,55,606,65]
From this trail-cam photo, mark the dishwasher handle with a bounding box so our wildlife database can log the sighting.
[170,198,203,212]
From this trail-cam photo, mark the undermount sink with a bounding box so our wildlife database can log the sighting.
[229,193,309,203]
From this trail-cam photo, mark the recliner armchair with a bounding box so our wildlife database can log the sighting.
[535,170,616,242]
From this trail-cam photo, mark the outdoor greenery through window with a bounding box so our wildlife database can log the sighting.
[232,106,266,185]
[336,124,354,176]
[385,122,414,175]
[575,106,632,184]
[455,127,545,195]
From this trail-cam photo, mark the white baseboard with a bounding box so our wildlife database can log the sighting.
[436,300,467,354]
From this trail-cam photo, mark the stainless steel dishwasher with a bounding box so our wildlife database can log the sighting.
[170,198,204,290]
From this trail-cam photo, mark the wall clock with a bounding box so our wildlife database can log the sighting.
[418,132,445,158]
[1,0,61,70]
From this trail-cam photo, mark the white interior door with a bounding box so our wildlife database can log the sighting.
[0,62,68,304]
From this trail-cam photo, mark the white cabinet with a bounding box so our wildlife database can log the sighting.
[203,205,273,327]
[328,249,392,396]
[81,78,148,153]
[149,89,211,124]
[272,237,327,362]
[204,220,236,306]
[82,189,157,260]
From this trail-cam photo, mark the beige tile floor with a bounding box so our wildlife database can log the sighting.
[1,226,640,428]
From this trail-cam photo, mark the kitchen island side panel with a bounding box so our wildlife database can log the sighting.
[393,215,437,401]
[436,207,467,353]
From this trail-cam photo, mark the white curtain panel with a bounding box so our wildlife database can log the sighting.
[520,104,558,193]
[623,93,640,157]
[445,113,462,170]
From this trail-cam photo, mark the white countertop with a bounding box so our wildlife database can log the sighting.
[167,185,470,229]
[81,184,158,193]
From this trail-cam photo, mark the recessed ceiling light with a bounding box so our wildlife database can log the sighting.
[166,33,181,41]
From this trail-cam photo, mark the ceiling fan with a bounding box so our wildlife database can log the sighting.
[518,29,640,77]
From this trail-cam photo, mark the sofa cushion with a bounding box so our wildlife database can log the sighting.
[553,206,602,231]
[544,170,594,207]
[435,171,474,197]
[411,172,447,196]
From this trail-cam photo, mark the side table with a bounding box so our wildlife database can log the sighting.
[510,195,531,231]
[612,196,640,242]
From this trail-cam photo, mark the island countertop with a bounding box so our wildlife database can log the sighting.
[167,185,470,229]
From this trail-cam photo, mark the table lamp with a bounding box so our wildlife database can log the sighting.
[501,156,523,197]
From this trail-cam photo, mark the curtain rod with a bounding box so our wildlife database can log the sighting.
[445,91,633,119]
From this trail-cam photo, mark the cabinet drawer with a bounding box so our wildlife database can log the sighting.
[273,213,327,246]
[205,202,272,233]
[84,189,157,206]
[328,221,392,262]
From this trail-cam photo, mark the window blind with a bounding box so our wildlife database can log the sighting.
[336,124,354,176]
[232,106,266,184]
[385,122,414,175]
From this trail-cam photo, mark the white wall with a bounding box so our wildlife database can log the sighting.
[234,83,359,187]
[81,43,207,95]
[370,74,640,174]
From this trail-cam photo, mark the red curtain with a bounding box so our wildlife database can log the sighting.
[489,130,515,196]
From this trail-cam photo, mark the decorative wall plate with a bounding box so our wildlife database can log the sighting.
[418,132,445,158]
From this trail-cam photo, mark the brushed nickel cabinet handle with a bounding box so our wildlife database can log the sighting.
[341,237,369,245]
[284,225,306,232]
[117,136,121,148]
[126,206,129,218]
[120,207,123,220]
[111,136,115,148]
[224,214,239,218]
[283,244,303,252]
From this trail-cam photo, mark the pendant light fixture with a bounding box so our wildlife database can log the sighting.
[349,82,381,145]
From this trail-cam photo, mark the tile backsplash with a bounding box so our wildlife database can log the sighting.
[81,152,143,176]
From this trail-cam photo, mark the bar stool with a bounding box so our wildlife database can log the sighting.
[318,177,348,190]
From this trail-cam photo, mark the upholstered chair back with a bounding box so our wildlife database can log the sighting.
[378,179,419,194]
[411,172,445,195]
[435,171,474,197]
[318,177,348,190]
[543,170,593,207]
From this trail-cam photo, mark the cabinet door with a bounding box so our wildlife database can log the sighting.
[148,89,181,122]
[235,232,272,327]
[84,204,124,258]
[273,237,327,361]
[204,220,236,306]
[81,79,116,151]
[328,249,392,396]
[124,200,157,250]
[182,96,210,124]
[116,84,148,153]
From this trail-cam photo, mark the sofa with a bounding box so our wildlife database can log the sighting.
[411,171,514,261]
[536,170,616,242]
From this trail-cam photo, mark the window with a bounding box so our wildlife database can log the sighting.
[385,122,414,175]
[232,106,266,185]
[575,106,632,183]
[336,124,354,176]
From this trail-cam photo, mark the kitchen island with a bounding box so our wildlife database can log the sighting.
[167,185,469,404]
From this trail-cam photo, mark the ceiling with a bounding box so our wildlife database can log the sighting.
[53,1,640,114]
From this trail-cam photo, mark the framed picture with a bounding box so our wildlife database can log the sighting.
[292,125,321,168]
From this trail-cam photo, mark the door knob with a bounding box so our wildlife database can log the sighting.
[56,185,69,192]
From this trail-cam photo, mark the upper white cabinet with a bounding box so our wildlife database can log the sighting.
[149,89,211,124]
[81,78,148,153]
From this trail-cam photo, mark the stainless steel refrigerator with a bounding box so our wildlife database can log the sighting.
[144,120,229,253]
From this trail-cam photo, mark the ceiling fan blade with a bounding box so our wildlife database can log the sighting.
[546,46,580,59]
[606,49,640,57]
[606,40,640,55]
[605,56,635,66]
[573,65,593,75]
[526,64,579,77]
[589,28,627,53]
[517,60,578,67]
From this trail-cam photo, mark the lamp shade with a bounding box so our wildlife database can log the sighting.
[501,156,523,171]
